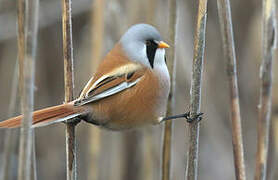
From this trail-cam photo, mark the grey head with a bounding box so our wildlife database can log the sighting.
[120,24,168,69]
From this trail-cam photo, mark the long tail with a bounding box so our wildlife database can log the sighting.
[0,102,84,128]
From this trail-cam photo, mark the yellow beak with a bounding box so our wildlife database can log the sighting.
[158,41,170,49]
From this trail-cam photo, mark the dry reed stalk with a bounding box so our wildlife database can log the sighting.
[185,0,207,180]
[91,0,104,73]
[31,133,37,180]
[216,0,246,179]
[161,0,177,180]
[271,57,278,179]
[61,0,78,179]
[146,0,156,24]
[271,116,278,179]
[17,0,25,96]
[143,128,155,180]
[88,127,101,180]
[17,0,39,178]
[1,61,19,180]
[255,0,277,179]
[87,0,105,179]
[123,132,141,180]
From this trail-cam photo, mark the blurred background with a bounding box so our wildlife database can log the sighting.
[0,0,278,179]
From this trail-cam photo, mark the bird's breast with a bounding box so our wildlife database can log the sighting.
[152,65,170,118]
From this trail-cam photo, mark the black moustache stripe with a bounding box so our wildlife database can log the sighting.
[146,40,158,68]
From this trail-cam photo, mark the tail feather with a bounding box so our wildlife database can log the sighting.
[32,112,81,128]
[0,102,83,128]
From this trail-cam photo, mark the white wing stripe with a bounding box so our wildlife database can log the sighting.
[86,75,108,97]
[85,63,142,97]
[75,77,142,106]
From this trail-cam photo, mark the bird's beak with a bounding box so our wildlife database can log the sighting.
[158,41,170,49]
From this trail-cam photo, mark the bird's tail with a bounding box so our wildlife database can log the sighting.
[0,102,84,128]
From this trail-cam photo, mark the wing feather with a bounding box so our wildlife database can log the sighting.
[74,77,142,106]
[74,66,146,106]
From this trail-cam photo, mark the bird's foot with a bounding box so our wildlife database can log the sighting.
[184,112,203,123]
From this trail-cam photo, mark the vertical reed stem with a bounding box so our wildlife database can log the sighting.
[31,133,37,180]
[88,0,105,179]
[255,0,277,179]
[17,0,25,96]
[91,0,104,73]
[17,0,39,179]
[61,0,78,179]
[185,0,207,180]
[216,0,246,180]
[1,61,19,180]
[161,0,177,180]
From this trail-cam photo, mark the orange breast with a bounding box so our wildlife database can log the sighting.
[86,69,161,130]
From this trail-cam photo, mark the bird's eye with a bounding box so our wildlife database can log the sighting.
[146,40,153,46]
[146,40,158,68]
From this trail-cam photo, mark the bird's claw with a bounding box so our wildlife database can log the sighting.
[184,112,204,123]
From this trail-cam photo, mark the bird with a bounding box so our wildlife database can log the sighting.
[0,24,201,130]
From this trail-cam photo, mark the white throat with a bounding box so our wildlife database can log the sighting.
[154,48,166,67]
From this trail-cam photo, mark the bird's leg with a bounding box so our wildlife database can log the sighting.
[162,112,203,123]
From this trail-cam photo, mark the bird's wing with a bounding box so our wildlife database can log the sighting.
[74,64,146,106]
